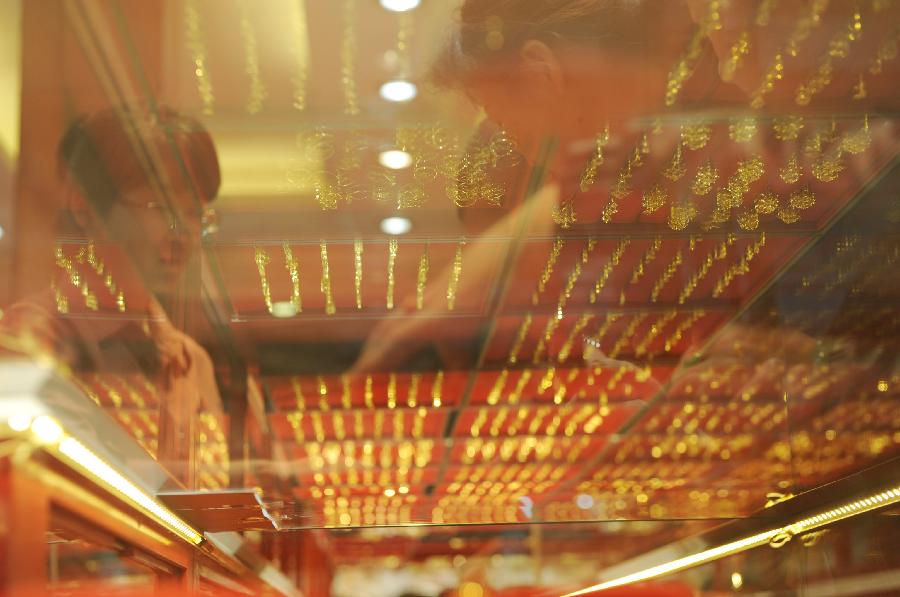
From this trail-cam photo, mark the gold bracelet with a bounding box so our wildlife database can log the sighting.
[341,374,352,409]
[184,0,214,115]
[811,150,844,182]
[416,246,429,310]
[387,373,397,409]
[755,0,778,27]
[558,313,593,362]
[364,375,375,409]
[754,190,780,215]
[678,239,731,304]
[386,238,399,310]
[556,239,597,319]
[340,0,360,115]
[589,239,630,303]
[333,412,346,441]
[667,202,698,231]
[238,0,267,114]
[682,122,712,151]
[354,239,364,309]
[601,141,645,223]
[796,8,863,106]
[283,243,303,313]
[313,375,328,411]
[486,369,508,406]
[532,317,561,364]
[446,240,465,310]
[712,233,766,297]
[662,143,687,181]
[431,370,444,407]
[319,241,337,315]
[608,313,648,359]
[773,115,805,140]
[722,31,750,81]
[868,25,900,75]
[736,209,760,231]
[584,314,619,354]
[291,376,306,411]
[650,251,683,302]
[779,153,802,184]
[507,314,533,365]
[57,246,98,311]
[289,0,309,111]
[691,161,718,196]
[508,370,531,405]
[634,309,678,357]
[407,373,420,408]
[287,412,305,442]
[642,183,669,214]
[728,116,758,143]
[664,1,722,106]
[788,186,816,210]
[841,114,871,154]
[630,237,663,285]
[79,240,125,311]
[532,237,565,304]
[579,125,610,191]
[392,410,404,440]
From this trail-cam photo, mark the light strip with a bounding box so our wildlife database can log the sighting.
[55,436,204,545]
[562,484,900,597]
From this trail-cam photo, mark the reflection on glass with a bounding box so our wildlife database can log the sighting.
[0,0,898,595]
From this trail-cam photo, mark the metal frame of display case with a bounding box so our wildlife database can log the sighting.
[0,361,298,597]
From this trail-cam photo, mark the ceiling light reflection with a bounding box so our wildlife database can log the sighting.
[379,0,421,13]
[380,217,412,236]
[379,80,417,103]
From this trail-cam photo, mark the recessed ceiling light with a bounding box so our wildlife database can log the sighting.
[380,216,412,235]
[379,80,417,103]
[271,301,298,318]
[379,0,421,13]
[378,149,412,170]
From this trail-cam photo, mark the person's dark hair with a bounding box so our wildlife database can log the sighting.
[432,0,673,89]
[58,105,220,216]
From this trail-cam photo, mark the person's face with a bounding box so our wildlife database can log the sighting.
[103,184,207,292]
[463,43,669,187]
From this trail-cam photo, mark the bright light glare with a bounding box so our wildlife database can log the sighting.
[380,217,412,236]
[398,485,410,494]
[731,572,744,590]
[31,416,63,443]
[379,0,421,13]
[379,80,417,102]
[379,149,413,170]
[384,488,397,497]
[58,437,203,545]
[271,301,298,318]
[8,413,32,432]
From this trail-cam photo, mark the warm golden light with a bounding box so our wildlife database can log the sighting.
[562,484,900,596]
[55,436,204,545]
[31,415,63,443]
[7,413,32,432]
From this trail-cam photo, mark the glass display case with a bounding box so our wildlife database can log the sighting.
[0,1,898,596]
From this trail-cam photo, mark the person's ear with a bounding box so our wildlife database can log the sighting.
[518,39,564,96]
[63,186,102,236]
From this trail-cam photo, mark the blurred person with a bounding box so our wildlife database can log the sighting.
[0,105,224,488]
